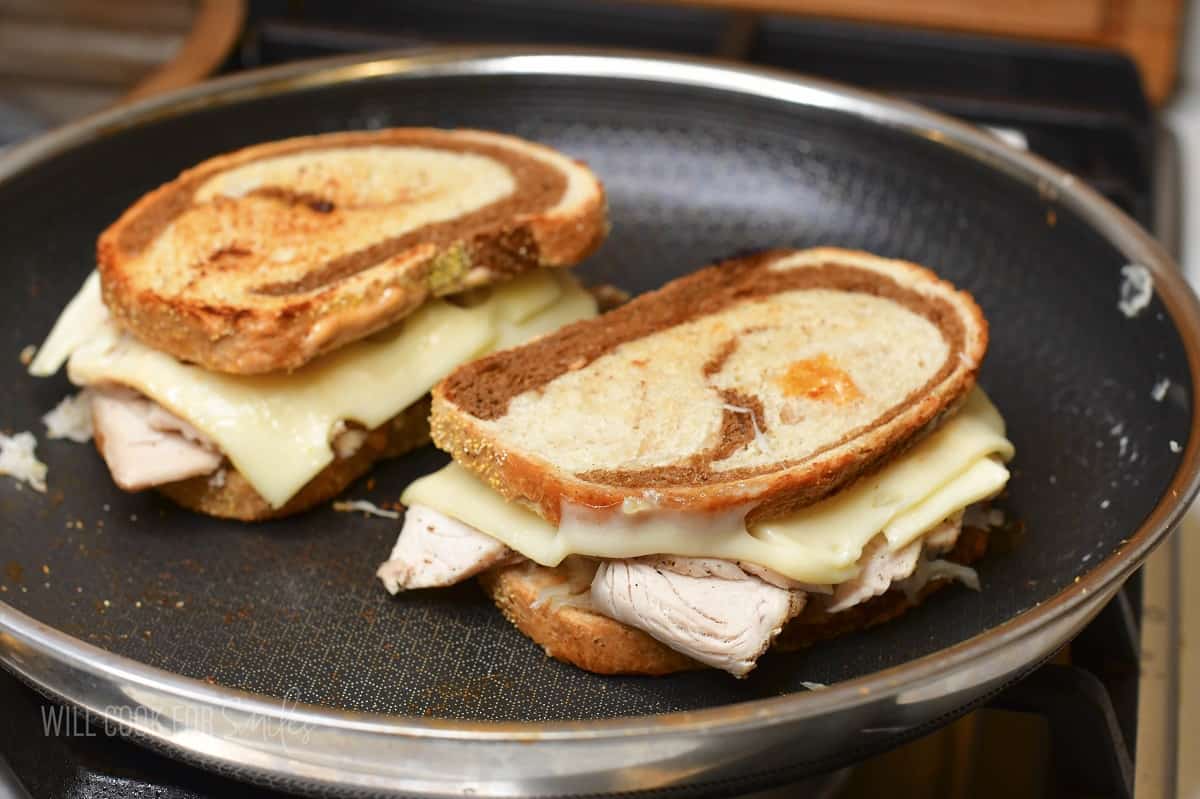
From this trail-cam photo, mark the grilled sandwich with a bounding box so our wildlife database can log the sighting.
[377,248,1014,677]
[29,128,608,520]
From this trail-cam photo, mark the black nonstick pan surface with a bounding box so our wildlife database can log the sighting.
[0,50,1196,796]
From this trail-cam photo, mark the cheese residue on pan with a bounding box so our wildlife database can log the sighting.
[333,499,400,519]
[30,270,597,507]
[1118,264,1153,318]
[0,431,47,493]
[403,389,1014,585]
[42,390,94,443]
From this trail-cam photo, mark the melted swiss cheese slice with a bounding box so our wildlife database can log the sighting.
[403,389,1014,584]
[31,270,596,507]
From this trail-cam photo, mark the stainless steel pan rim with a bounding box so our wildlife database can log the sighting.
[1,45,1197,790]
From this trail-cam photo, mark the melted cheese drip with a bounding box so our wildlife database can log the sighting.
[31,270,596,507]
[403,389,1013,584]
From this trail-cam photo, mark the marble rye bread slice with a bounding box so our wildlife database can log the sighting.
[98,128,607,375]
[432,247,988,524]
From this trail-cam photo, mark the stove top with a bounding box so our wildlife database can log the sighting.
[0,2,1178,797]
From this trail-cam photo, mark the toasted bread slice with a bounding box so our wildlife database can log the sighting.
[433,248,987,525]
[155,396,431,521]
[479,560,701,675]
[479,527,988,676]
[98,129,607,374]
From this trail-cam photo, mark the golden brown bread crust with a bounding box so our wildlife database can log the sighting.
[432,247,988,524]
[479,527,989,676]
[155,396,431,521]
[478,562,702,675]
[98,129,607,375]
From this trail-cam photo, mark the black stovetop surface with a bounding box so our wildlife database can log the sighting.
[0,2,1159,797]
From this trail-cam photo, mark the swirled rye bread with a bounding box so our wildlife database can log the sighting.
[432,247,987,523]
[380,247,1011,676]
[98,128,606,374]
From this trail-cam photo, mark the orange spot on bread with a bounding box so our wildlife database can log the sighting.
[777,354,862,404]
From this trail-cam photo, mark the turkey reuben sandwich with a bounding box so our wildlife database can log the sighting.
[28,129,607,519]
[378,247,1014,677]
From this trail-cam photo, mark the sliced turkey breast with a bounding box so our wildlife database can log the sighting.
[589,556,805,677]
[825,515,964,613]
[380,506,979,675]
[91,388,222,491]
[377,504,519,592]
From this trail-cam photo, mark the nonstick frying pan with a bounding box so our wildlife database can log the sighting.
[0,49,1197,798]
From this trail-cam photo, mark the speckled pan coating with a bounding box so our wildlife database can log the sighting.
[0,63,1190,734]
